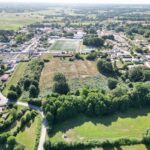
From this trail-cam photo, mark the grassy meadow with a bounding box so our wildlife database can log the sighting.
[0,12,43,30]
[16,115,42,150]
[50,108,150,143]
[3,62,28,96]
[39,59,108,96]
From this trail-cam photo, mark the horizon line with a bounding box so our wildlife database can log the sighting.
[0,2,150,4]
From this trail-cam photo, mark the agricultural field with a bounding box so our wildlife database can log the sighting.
[50,39,82,52]
[39,59,108,96]
[0,12,43,30]
[50,108,150,143]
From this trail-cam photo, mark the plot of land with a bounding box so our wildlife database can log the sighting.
[39,59,101,94]
[0,12,43,30]
[16,115,41,150]
[50,39,81,52]
[3,62,28,96]
[50,108,150,143]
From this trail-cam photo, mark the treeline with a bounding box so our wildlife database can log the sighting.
[83,36,104,47]
[115,23,150,39]
[44,138,141,150]
[118,14,150,21]
[0,108,37,150]
[127,67,150,82]
[125,24,150,38]
[15,32,34,44]
[0,30,13,43]
[106,22,150,39]
[43,82,150,128]
[7,59,44,100]
[0,105,28,132]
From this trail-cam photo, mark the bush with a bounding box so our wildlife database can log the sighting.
[128,67,144,82]
[7,136,16,149]
[29,85,39,98]
[7,91,18,100]
[75,53,83,60]
[0,133,9,144]
[28,99,42,107]
[53,81,70,95]
[53,73,66,82]
[23,78,31,90]
[86,52,97,60]
[97,59,114,75]
[108,78,118,90]
[53,73,69,94]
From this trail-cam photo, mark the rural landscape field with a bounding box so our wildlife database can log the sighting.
[0,1,150,150]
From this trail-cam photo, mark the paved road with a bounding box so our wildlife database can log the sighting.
[0,92,8,105]
[0,92,47,150]
[38,112,47,150]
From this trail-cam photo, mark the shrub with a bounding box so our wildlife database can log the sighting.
[29,85,39,98]
[53,73,66,82]
[23,78,31,90]
[86,52,97,60]
[53,81,70,95]
[97,59,114,75]
[128,67,144,82]
[28,99,42,107]
[108,78,118,90]
[7,91,18,100]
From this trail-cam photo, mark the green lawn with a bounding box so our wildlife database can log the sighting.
[3,62,28,96]
[16,115,42,150]
[50,108,150,143]
[50,39,80,51]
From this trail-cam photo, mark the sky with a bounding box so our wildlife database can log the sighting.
[0,0,150,4]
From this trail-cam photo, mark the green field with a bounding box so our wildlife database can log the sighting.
[16,115,42,150]
[50,39,81,51]
[0,12,43,30]
[3,62,28,96]
[50,108,150,143]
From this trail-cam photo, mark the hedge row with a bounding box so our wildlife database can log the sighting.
[34,115,42,150]
[44,138,142,150]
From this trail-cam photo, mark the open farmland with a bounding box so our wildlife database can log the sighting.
[50,39,82,52]
[50,108,150,143]
[39,59,109,96]
[0,12,43,30]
